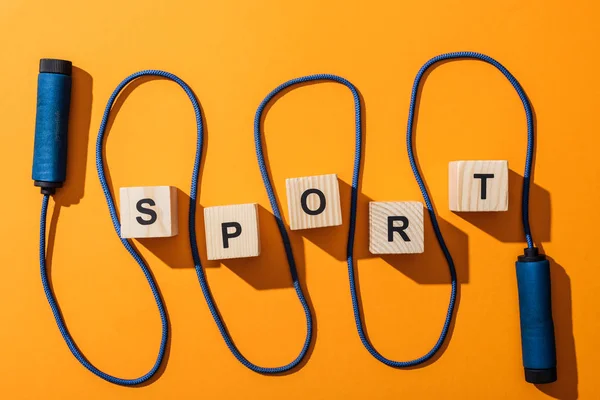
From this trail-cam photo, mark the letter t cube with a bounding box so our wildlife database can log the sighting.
[448,160,508,212]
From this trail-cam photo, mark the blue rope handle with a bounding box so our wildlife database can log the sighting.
[40,70,203,385]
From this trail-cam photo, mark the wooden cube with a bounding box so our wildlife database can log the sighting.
[285,174,342,230]
[369,201,424,254]
[203,203,260,260]
[120,186,178,239]
[449,160,508,212]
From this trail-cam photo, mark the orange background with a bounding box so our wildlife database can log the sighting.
[0,1,597,399]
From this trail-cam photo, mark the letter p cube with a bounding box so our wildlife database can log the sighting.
[203,203,260,260]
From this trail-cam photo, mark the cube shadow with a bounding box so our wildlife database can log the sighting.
[138,189,306,291]
[298,179,470,284]
[454,169,551,243]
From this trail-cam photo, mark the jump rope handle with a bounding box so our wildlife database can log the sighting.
[32,58,72,194]
[515,247,557,383]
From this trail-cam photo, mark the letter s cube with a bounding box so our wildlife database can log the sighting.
[369,201,424,254]
[119,186,178,239]
[203,203,261,260]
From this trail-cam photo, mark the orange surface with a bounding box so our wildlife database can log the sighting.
[0,1,598,399]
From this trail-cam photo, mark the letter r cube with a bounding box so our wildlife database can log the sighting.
[369,201,424,254]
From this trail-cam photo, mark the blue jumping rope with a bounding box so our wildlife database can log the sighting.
[37,53,552,383]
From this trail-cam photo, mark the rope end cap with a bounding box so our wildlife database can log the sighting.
[39,59,72,76]
[525,367,557,384]
[518,247,546,262]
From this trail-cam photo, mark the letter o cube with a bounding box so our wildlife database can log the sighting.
[369,201,424,254]
[285,174,342,230]
[203,203,260,260]
[120,186,178,239]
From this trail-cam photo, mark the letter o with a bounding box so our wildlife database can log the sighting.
[300,189,326,216]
